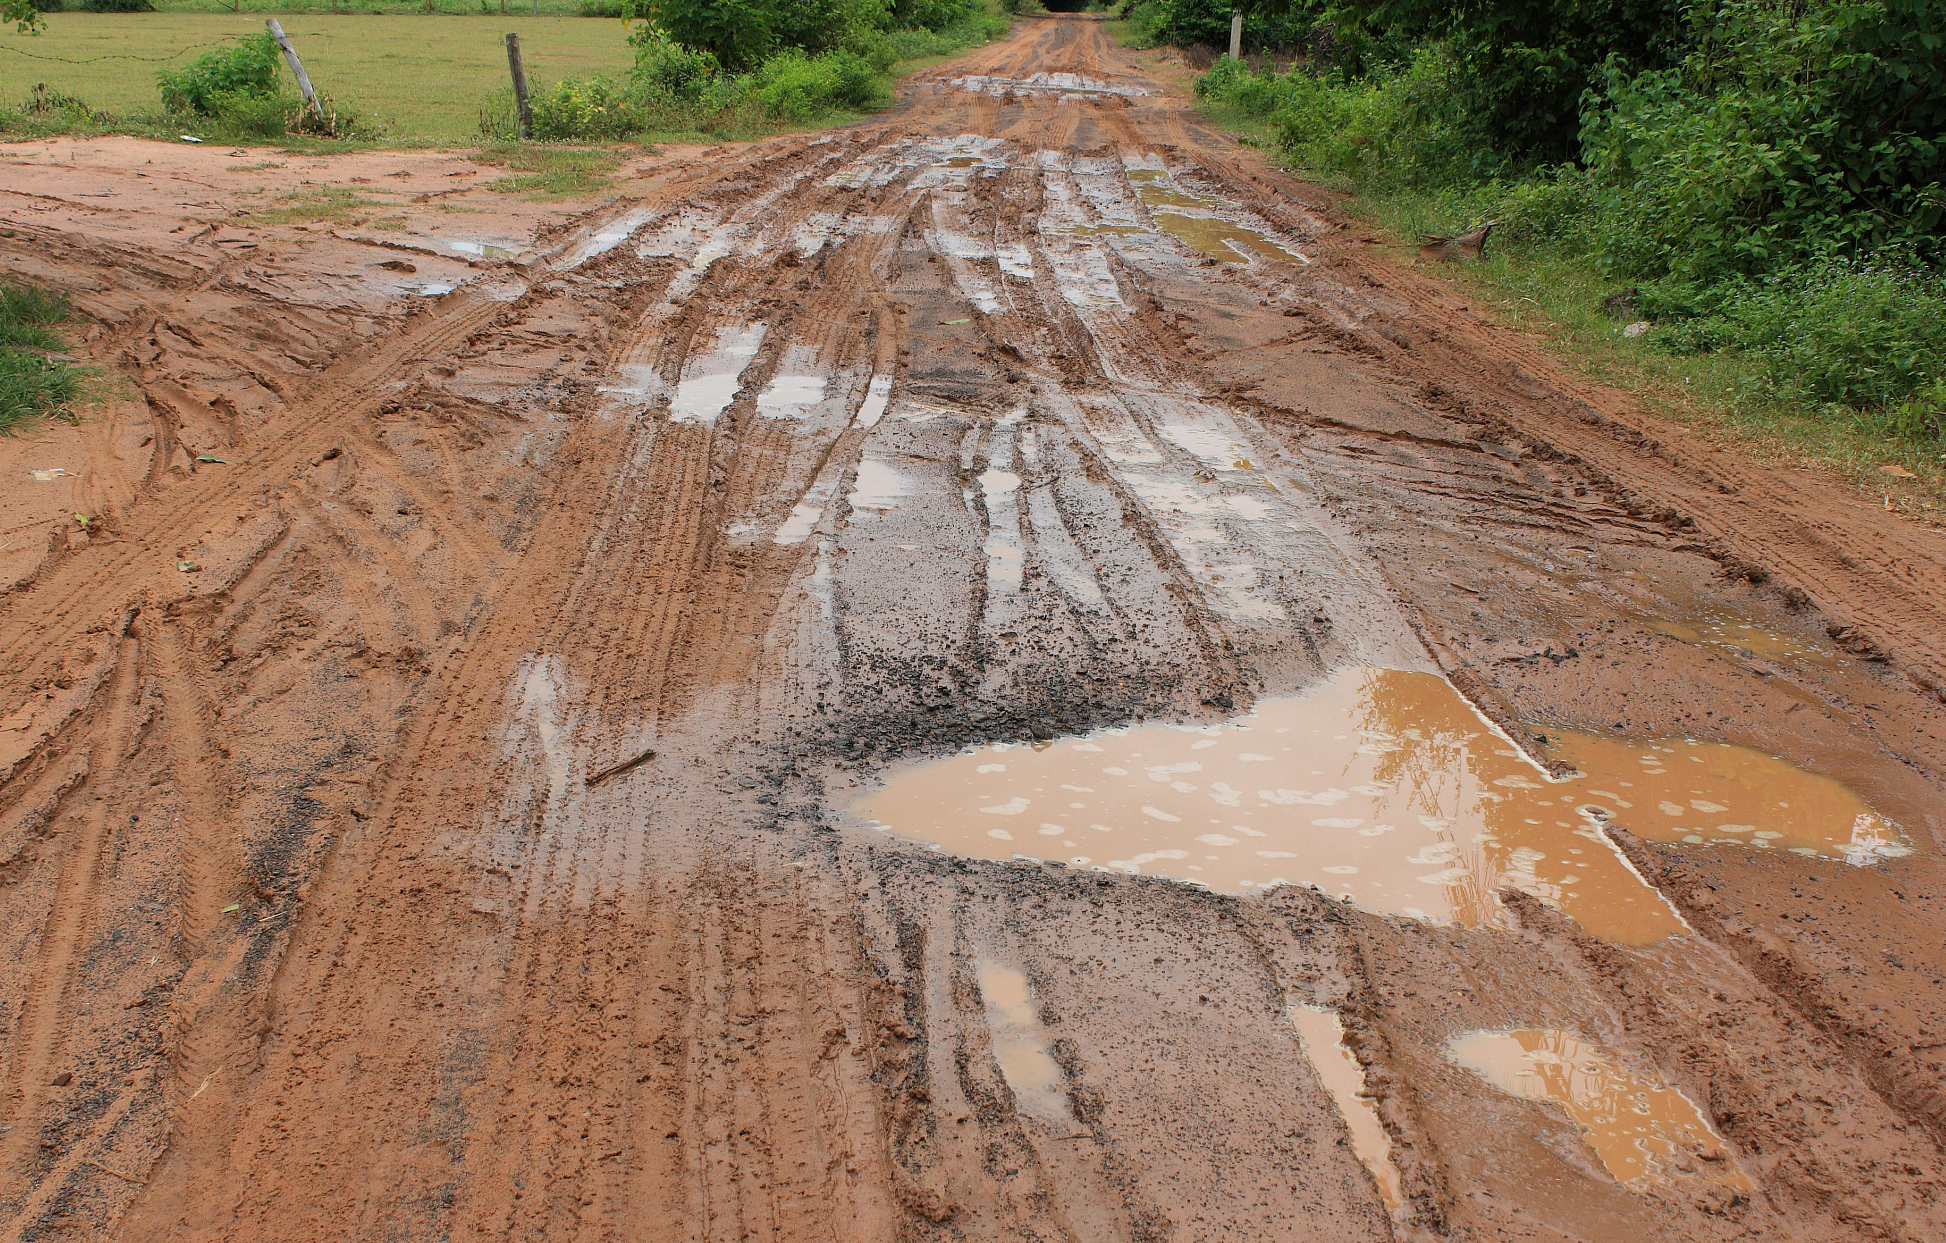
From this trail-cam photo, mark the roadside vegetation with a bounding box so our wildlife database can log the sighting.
[0,281,80,433]
[0,0,1012,144]
[1137,0,1944,474]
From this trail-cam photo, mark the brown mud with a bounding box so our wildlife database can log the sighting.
[3,16,1945,1242]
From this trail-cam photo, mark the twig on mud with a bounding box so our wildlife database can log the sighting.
[85,1158,148,1185]
[587,747,656,788]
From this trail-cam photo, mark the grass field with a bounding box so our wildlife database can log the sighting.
[1,12,638,142]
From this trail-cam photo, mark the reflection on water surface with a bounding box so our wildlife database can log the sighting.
[854,667,1902,944]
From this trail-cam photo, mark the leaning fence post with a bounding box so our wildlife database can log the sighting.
[505,32,533,140]
[266,20,327,123]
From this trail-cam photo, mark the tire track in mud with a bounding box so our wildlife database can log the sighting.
[8,16,1946,1243]
[0,631,140,1203]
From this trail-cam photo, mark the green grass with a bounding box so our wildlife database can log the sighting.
[1178,94,1945,510]
[1338,188,1945,503]
[473,139,618,195]
[1,12,638,143]
[0,282,79,433]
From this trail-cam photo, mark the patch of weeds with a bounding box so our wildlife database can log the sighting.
[367,216,410,232]
[473,143,624,199]
[0,281,81,433]
[241,184,393,226]
[227,161,287,172]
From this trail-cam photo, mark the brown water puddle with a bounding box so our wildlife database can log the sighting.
[1450,1028,1750,1190]
[1548,732,1906,864]
[1288,1005,1404,1214]
[852,667,1903,944]
[977,962,1072,1120]
[1125,169,1308,266]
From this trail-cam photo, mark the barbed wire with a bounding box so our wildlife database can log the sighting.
[0,38,234,65]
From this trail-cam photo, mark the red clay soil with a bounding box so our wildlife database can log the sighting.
[2,17,1944,1242]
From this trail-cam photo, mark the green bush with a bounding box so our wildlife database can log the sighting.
[157,32,282,115]
[1198,49,1505,190]
[1192,0,1946,440]
[81,0,156,11]
[1579,0,1945,287]
[1659,257,1946,414]
[744,47,887,118]
[630,26,725,98]
[529,74,647,138]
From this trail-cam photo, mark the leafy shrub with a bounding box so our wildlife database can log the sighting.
[1579,0,1946,287]
[630,27,724,99]
[749,47,888,118]
[1658,256,1946,414]
[529,74,647,139]
[1198,49,1505,191]
[82,0,156,11]
[1336,0,1685,160]
[157,33,282,116]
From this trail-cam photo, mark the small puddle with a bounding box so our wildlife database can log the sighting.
[447,239,518,261]
[1548,733,1906,864]
[1125,169,1309,266]
[669,325,766,426]
[1288,1005,1404,1213]
[1449,1028,1750,1190]
[1647,612,1833,668]
[853,667,1902,944]
[978,962,1071,1120]
[756,373,827,420]
[846,453,910,520]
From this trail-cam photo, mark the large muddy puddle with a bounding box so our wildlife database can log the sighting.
[852,667,1904,944]
[1450,1028,1749,1190]
[1288,1005,1403,1213]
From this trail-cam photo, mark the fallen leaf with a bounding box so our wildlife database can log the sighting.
[195,453,227,464]
[941,318,972,325]
[177,559,200,573]
[222,903,240,914]
[1880,463,1916,478]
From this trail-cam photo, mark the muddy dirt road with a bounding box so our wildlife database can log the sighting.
[5,16,1946,1242]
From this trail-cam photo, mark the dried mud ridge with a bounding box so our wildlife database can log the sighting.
[3,16,1946,1243]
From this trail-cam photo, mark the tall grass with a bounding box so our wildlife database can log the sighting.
[0,283,80,433]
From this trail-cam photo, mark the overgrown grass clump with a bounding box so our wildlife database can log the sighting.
[0,284,80,434]
[1189,0,1946,462]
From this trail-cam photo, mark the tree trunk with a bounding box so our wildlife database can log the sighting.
[1229,9,1243,60]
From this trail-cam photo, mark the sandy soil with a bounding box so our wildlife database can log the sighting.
[3,17,1945,1242]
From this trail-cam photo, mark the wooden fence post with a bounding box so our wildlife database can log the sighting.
[266,20,327,123]
[505,32,533,140]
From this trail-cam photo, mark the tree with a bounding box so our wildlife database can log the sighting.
[5,0,47,34]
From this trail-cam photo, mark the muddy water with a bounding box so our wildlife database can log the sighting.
[1124,169,1309,266]
[854,667,1903,944]
[978,962,1072,1120]
[1288,1006,1403,1213]
[1450,1029,1750,1190]
[1549,732,1907,864]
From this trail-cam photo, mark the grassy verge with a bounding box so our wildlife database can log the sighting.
[1181,87,1944,513]
[0,283,80,434]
